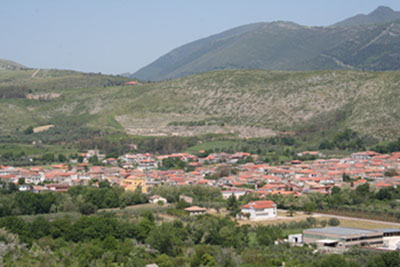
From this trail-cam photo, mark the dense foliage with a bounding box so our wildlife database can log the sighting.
[0,210,399,266]
[0,181,148,217]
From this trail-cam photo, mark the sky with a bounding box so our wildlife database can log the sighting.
[2,1,400,74]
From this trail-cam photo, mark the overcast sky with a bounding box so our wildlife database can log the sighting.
[2,0,400,74]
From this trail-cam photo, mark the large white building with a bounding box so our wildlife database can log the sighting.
[240,200,277,221]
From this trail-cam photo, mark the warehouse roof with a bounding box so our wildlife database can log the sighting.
[304,227,378,236]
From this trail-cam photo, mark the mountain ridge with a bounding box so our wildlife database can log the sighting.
[132,6,400,81]
[334,6,400,27]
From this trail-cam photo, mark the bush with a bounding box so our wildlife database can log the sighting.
[79,203,97,215]
[328,218,340,226]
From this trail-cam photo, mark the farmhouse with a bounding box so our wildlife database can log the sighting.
[184,206,206,216]
[240,200,277,221]
[149,195,167,204]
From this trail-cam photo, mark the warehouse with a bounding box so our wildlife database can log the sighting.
[303,227,383,250]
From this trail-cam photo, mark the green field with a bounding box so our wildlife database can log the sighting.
[185,140,238,153]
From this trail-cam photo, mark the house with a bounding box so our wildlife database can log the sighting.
[184,206,206,216]
[288,234,303,245]
[351,151,379,160]
[149,195,167,204]
[121,173,147,193]
[221,189,247,199]
[179,195,193,204]
[239,200,277,221]
[378,229,400,250]
[297,151,323,158]
[18,184,33,192]
[123,81,137,85]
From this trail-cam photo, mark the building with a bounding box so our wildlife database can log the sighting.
[179,195,193,204]
[288,234,303,246]
[121,173,147,193]
[149,195,167,204]
[221,189,247,199]
[184,206,206,216]
[303,227,384,251]
[378,228,400,250]
[240,200,277,221]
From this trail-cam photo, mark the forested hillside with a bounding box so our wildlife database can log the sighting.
[1,68,400,142]
[133,7,400,81]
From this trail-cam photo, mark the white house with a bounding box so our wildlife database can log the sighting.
[184,206,206,216]
[221,189,247,199]
[240,200,277,221]
[149,195,167,204]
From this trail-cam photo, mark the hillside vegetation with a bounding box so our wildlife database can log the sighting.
[133,7,400,81]
[0,59,27,71]
[1,68,400,141]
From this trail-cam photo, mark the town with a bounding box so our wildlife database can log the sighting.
[2,149,400,254]
[2,150,398,197]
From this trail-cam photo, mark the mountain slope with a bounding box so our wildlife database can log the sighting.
[133,6,400,81]
[0,59,27,71]
[334,6,400,27]
[1,68,400,140]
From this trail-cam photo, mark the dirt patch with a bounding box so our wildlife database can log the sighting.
[125,125,277,138]
[26,93,61,100]
[117,114,277,138]
[33,124,55,133]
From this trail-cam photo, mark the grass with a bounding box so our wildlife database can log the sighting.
[185,140,237,153]
[237,210,400,232]
[322,217,400,230]
[0,143,77,157]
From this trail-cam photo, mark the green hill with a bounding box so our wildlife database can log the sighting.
[133,6,400,81]
[1,68,400,142]
[0,59,27,71]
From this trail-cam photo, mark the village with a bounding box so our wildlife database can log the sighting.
[2,148,400,254]
[1,150,399,197]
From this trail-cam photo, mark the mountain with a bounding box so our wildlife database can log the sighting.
[133,6,400,81]
[334,6,400,27]
[0,59,27,71]
[1,68,400,140]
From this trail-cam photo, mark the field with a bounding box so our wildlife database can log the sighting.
[236,210,400,231]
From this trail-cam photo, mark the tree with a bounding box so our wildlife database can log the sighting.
[79,203,96,215]
[18,177,25,185]
[58,154,67,163]
[146,223,182,256]
[328,217,340,226]
[226,195,238,211]
[176,199,190,210]
[287,207,296,217]
[331,186,341,195]
[367,251,400,267]
[201,253,217,267]
[314,254,348,267]
[24,126,34,135]
[42,153,55,162]
[306,217,317,227]
[303,202,316,214]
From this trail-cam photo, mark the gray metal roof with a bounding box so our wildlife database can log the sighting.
[305,227,378,236]
[377,228,400,233]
